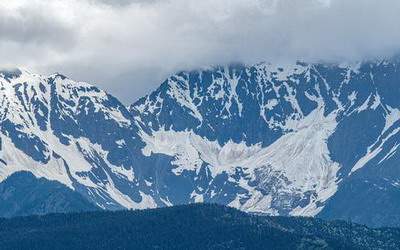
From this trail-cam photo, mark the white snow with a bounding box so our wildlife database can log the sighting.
[140,105,340,216]
[371,94,381,110]
[0,135,74,188]
[384,106,400,132]
[350,127,400,175]
[379,143,399,164]
[349,105,400,175]
[0,69,154,210]
[356,94,372,113]
[2,61,398,218]
[167,76,203,123]
[265,99,278,110]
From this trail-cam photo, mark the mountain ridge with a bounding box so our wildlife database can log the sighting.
[1,60,400,227]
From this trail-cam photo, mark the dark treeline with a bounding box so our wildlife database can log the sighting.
[0,204,399,250]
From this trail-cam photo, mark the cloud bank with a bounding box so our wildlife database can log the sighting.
[0,0,399,103]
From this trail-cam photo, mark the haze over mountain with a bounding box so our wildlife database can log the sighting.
[1,58,400,227]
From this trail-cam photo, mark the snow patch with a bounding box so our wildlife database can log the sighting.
[140,106,340,216]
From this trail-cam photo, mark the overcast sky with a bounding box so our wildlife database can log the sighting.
[1,0,400,104]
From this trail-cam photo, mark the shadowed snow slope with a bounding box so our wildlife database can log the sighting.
[2,61,400,227]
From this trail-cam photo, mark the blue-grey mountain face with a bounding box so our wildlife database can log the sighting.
[0,171,98,217]
[1,61,400,227]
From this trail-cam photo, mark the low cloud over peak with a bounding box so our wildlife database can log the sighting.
[1,0,399,103]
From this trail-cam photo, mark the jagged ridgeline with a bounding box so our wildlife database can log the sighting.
[1,61,400,227]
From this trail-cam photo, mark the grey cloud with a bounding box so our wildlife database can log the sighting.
[0,4,76,48]
[1,0,400,104]
[92,0,160,7]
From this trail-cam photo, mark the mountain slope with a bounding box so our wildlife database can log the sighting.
[0,204,399,250]
[1,60,400,227]
[0,172,98,217]
[0,68,154,210]
[130,61,400,226]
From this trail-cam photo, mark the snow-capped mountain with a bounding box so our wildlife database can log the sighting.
[0,69,150,210]
[1,60,400,227]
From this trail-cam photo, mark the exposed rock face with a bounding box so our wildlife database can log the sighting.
[1,61,400,227]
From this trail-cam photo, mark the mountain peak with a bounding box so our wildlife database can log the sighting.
[0,68,22,81]
[1,60,400,227]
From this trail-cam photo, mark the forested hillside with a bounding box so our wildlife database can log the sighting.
[0,204,399,250]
